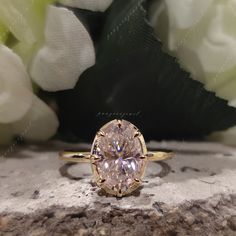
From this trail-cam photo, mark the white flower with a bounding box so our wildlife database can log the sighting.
[0,1,96,143]
[150,0,236,145]
[0,45,33,124]
[0,0,95,91]
[150,0,236,106]
[0,45,59,144]
[0,0,53,64]
[59,0,113,12]
[30,6,95,91]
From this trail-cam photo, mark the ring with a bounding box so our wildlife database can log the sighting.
[59,119,174,197]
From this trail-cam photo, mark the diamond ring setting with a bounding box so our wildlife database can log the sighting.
[59,119,174,197]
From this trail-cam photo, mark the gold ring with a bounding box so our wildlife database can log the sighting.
[59,119,174,197]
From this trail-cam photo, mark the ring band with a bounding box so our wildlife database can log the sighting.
[59,151,174,163]
[59,119,174,197]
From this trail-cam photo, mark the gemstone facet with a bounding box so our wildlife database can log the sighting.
[91,119,147,196]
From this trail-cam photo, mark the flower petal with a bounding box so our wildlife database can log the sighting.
[150,0,236,107]
[12,42,36,66]
[0,0,36,44]
[165,0,213,30]
[0,23,8,44]
[0,0,55,45]
[12,95,59,141]
[0,45,33,123]
[59,0,113,12]
[30,6,95,91]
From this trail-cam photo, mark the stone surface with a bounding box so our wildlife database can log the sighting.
[0,141,236,235]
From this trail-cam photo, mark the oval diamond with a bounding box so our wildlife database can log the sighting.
[91,119,147,196]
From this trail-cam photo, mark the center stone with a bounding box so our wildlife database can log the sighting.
[91,119,147,196]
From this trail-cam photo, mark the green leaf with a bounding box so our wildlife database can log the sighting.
[57,0,236,142]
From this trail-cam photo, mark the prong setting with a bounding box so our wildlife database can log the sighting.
[117,119,122,128]
[98,178,106,185]
[134,131,141,138]
[90,154,101,164]
[134,178,141,183]
[97,130,105,137]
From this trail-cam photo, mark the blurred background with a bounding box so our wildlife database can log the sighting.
[1,0,236,146]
